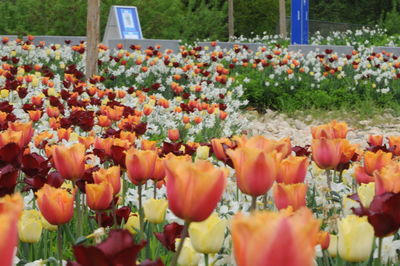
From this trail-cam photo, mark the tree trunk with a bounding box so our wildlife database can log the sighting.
[86,0,100,79]
[279,0,287,38]
[228,0,234,40]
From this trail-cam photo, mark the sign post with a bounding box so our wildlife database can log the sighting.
[103,6,143,43]
[291,0,309,44]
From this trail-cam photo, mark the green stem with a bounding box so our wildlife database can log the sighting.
[325,170,332,190]
[378,237,383,265]
[204,253,209,266]
[250,196,257,212]
[171,221,190,266]
[75,183,82,237]
[57,226,63,266]
[138,184,144,240]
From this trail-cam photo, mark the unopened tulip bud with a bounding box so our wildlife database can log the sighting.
[143,198,168,224]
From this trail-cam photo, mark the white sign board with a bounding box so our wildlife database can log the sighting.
[103,6,143,43]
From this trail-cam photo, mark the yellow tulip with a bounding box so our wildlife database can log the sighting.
[189,213,227,254]
[0,89,9,98]
[124,213,140,235]
[338,215,374,262]
[195,146,210,160]
[18,210,43,243]
[328,234,338,257]
[357,182,375,208]
[143,198,168,224]
[175,237,201,266]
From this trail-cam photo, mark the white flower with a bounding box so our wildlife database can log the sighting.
[373,236,400,264]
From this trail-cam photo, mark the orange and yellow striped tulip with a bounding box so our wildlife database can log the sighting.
[35,184,74,225]
[164,159,227,222]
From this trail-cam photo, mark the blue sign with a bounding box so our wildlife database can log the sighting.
[291,0,309,44]
[115,6,143,39]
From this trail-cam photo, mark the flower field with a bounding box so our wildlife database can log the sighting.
[1,31,400,265]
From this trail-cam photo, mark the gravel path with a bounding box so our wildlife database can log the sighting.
[244,110,400,147]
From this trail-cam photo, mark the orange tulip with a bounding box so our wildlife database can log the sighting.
[141,139,157,151]
[277,156,309,184]
[125,148,157,185]
[168,129,180,142]
[227,147,281,197]
[241,136,292,158]
[0,193,23,266]
[52,143,86,181]
[0,129,23,148]
[354,166,375,184]
[93,166,121,195]
[151,157,166,181]
[28,110,42,122]
[368,135,383,146]
[8,121,34,147]
[273,183,307,211]
[164,159,227,222]
[388,136,400,155]
[312,120,348,139]
[94,137,113,155]
[36,184,75,225]
[339,140,358,164]
[375,162,400,195]
[364,150,392,176]
[97,115,112,127]
[232,207,320,266]
[86,182,113,210]
[311,138,343,170]
[317,231,331,250]
[211,138,235,162]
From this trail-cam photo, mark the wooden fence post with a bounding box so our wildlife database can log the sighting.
[86,0,100,79]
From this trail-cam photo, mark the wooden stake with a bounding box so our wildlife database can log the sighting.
[86,0,100,79]
[228,0,234,41]
[279,0,287,38]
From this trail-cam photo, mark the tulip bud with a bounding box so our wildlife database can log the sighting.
[168,129,180,142]
[143,198,168,224]
[175,238,201,266]
[338,215,374,262]
[328,234,338,257]
[18,210,43,243]
[124,214,140,235]
[86,182,114,211]
[189,213,227,254]
[195,146,210,160]
[357,182,375,208]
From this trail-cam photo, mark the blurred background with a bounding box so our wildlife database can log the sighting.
[0,0,399,41]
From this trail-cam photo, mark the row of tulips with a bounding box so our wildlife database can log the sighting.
[3,117,400,265]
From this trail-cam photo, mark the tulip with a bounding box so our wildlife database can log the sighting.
[368,135,383,146]
[151,157,165,181]
[28,110,42,122]
[93,166,121,195]
[52,143,86,181]
[388,136,400,155]
[125,148,157,185]
[232,207,320,266]
[175,238,201,266]
[40,213,57,231]
[18,210,42,243]
[357,182,375,208]
[124,214,140,235]
[317,231,330,250]
[276,156,309,184]
[8,121,34,147]
[374,162,400,195]
[143,198,168,224]
[189,213,227,254]
[227,147,280,197]
[141,139,157,150]
[354,165,375,184]
[0,193,23,266]
[328,234,338,257]
[242,135,292,158]
[35,184,75,225]
[0,129,23,148]
[311,138,342,170]
[86,182,113,211]
[164,159,227,222]
[195,145,210,160]
[273,183,307,211]
[338,215,374,262]
[339,140,358,164]
[312,120,348,139]
[168,129,180,142]
[364,150,392,176]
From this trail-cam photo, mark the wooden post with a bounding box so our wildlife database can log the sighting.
[228,0,234,41]
[86,0,100,79]
[279,0,287,38]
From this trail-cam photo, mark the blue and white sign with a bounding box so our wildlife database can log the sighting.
[291,0,309,44]
[115,6,143,39]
